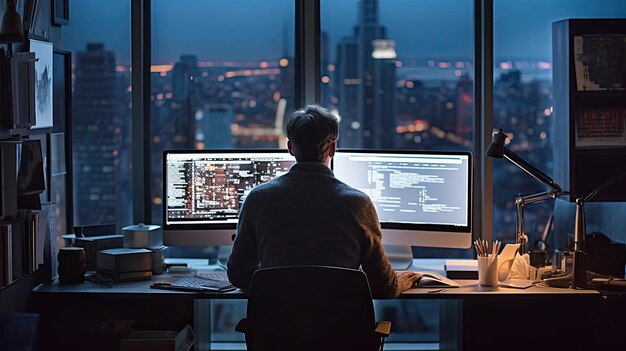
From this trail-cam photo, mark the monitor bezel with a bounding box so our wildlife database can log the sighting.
[162,149,294,246]
[333,149,473,248]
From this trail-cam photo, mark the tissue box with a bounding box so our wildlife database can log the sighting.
[122,224,162,249]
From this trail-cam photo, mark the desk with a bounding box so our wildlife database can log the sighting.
[32,259,626,351]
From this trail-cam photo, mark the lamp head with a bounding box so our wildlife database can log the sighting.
[486,129,507,158]
[0,0,24,44]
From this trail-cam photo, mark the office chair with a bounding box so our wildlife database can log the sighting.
[235,266,391,351]
[0,313,39,351]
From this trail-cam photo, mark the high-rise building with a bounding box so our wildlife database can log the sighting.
[197,104,234,149]
[73,43,131,227]
[336,0,396,148]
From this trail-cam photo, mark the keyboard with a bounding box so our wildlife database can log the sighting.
[195,271,229,281]
[168,277,235,292]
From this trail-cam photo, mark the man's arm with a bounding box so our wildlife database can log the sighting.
[227,197,259,291]
[358,199,404,298]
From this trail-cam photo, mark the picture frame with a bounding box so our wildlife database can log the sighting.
[29,38,54,129]
[52,0,68,26]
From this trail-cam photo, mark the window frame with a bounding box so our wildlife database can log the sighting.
[132,0,492,243]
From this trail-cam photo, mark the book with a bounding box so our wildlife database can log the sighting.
[98,269,152,282]
[96,248,152,273]
[0,140,20,218]
[0,224,13,287]
[444,259,478,280]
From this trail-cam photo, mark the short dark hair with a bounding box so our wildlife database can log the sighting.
[286,105,339,162]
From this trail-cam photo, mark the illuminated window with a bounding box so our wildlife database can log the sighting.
[63,0,132,229]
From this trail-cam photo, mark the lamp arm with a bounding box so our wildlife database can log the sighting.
[503,148,562,193]
[516,190,561,206]
[514,190,561,255]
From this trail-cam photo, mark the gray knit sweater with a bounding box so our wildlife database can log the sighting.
[227,162,401,298]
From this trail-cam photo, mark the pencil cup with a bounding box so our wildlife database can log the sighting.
[478,255,499,287]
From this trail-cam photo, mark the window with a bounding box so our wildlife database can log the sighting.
[322,0,474,344]
[321,0,474,152]
[150,0,296,224]
[63,0,132,230]
[492,0,626,246]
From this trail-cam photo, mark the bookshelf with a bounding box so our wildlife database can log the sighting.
[0,1,67,310]
[552,19,626,202]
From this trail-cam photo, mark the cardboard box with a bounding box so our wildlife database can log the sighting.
[119,325,194,351]
[96,248,152,273]
[122,224,162,249]
[74,234,123,270]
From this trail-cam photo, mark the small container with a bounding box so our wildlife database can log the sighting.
[58,247,86,284]
[123,223,162,249]
[478,255,499,287]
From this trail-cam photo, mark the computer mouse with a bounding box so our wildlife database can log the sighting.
[540,269,566,280]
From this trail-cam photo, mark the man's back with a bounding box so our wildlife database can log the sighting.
[244,162,372,267]
[227,162,400,297]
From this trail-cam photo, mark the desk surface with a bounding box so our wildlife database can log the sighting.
[34,259,601,299]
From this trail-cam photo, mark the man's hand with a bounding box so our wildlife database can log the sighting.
[396,271,421,291]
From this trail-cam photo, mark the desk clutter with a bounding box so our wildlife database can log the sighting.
[59,223,167,283]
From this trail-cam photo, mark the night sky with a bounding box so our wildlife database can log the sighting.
[62,0,626,65]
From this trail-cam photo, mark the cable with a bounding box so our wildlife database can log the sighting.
[584,170,626,202]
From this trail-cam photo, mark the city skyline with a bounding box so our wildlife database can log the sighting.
[64,0,626,65]
[65,0,626,246]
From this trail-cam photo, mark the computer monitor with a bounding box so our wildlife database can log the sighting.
[333,150,472,250]
[163,150,296,246]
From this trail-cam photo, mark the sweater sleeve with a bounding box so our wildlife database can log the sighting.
[359,199,402,298]
[227,195,259,291]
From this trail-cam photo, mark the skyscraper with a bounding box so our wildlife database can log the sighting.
[336,0,397,148]
[73,43,131,228]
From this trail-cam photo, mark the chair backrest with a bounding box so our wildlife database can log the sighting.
[244,266,380,351]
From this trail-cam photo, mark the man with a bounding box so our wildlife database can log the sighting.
[227,105,420,298]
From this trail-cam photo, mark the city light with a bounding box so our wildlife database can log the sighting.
[151,64,173,73]
[371,39,397,59]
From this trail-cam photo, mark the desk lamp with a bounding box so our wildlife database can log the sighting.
[486,129,563,255]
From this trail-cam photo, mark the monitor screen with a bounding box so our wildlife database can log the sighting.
[163,150,296,246]
[333,150,472,249]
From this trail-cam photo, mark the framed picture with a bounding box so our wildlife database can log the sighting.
[29,38,54,129]
[52,0,68,26]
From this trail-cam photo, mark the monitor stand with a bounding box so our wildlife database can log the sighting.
[384,245,413,270]
[216,245,232,269]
